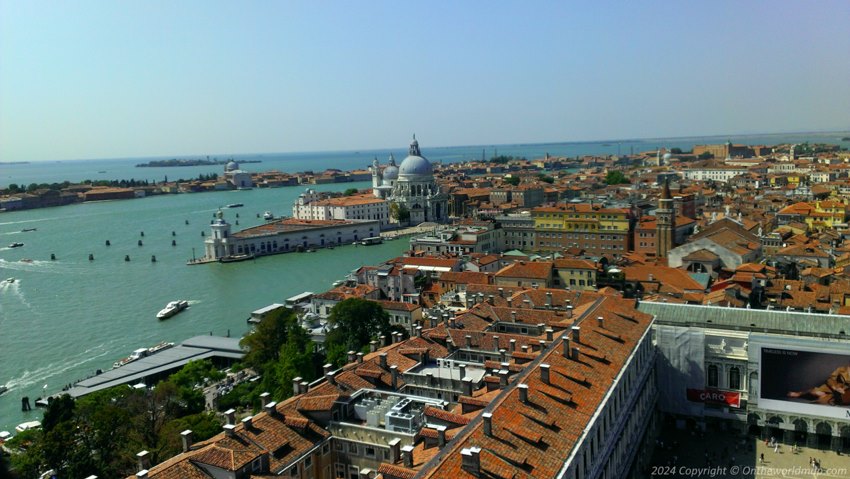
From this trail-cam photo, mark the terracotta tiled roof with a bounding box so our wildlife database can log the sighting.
[494,261,553,280]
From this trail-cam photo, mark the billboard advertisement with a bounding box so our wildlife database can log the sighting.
[759,346,850,419]
[686,388,741,408]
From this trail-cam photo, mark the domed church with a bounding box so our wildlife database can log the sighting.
[370,136,448,224]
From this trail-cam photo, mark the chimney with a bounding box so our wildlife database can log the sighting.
[487,295,494,305]
[300,381,308,394]
[509,339,516,352]
[563,337,571,357]
[180,429,193,453]
[597,315,604,329]
[541,364,551,384]
[507,297,513,308]
[499,349,506,362]
[390,365,399,389]
[459,363,467,380]
[137,450,150,472]
[499,370,509,388]
[523,299,531,307]
[347,350,357,363]
[381,334,389,346]
[498,287,504,297]
[241,416,253,429]
[566,305,573,318]
[462,377,473,396]
[447,337,455,352]
[511,310,517,322]
[323,363,333,376]
[521,344,529,353]
[379,353,388,369]
[292,378,302,396]
[465,335,473,348]
[546,328,554,341]
[327,372,336,385]
[426,372,435,386]
[402,445,414,468]
[546,291,552,308]
[450,318,456,329]
[461,447,482,476]
[416,325,423,337]
[648,273,654,282]
[259,392,270,410]
[370,340,378,352]
[356,352,364,364]
[442,313,449,326]
[571,346,581,360]
[492,335,500,351]
[437,425,447,447]
[483,412,493,436]
[571,325,581,344]
[430,316,437,328]
[388,438,401,464]
[135,472,148,479]
[223,423,236,437]
[224,408,236,425]
[518,383,529,403]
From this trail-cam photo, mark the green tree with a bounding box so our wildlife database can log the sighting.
[504,176,521,186]
[537,174,554,184]
[605,170,630,185]
[698,151,714,160]
[325,298,391,366]
[240,308,301,368]
[344,188,359,196]
[389,203,410,223]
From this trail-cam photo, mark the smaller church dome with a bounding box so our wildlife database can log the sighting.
[225,160,239,172]
[383,154,399,181]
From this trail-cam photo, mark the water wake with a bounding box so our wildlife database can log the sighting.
[3,342,114,391]
[0,280,31,309]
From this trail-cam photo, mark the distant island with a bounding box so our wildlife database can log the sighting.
[0,161,31,165]
[136,159,262,167]
[842,137,850,141]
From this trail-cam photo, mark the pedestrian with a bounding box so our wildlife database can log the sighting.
[774,443,779,453]
[759,453,764,463]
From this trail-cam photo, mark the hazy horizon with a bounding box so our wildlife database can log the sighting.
[2,128,849,165]
[2,1,849,163]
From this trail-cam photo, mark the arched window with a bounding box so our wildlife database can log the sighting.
[708,365,719,388]
[729,367,741,390]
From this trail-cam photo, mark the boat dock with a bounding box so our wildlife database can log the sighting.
[64,335,244,399]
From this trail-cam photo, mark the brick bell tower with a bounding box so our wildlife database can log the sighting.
[656,178,675,259]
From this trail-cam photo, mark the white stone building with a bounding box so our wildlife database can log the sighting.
[293,189,391,229]
[203,210,380,260]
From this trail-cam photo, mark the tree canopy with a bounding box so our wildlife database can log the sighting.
[605,170,630,185]
[325,298,392,366]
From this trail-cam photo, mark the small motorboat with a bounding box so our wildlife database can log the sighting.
[21,228,37,232]
[0,385,8,396]
[15,420,41,433]
[8,242,24,248]
[263,211,274,220]
[156,300,189,320]
[3,278,14,284]
[19,259,33,263]
[226,203,244,208]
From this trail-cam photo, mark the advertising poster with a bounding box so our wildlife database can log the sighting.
[759,346,850,419]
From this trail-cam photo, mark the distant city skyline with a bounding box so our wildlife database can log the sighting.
[1,1,849,163]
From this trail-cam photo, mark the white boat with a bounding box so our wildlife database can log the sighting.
[263,211,274,220]
[112,341,174,369]
[3,278,14,284]
[156,300,189,320]
[15,420,41,433]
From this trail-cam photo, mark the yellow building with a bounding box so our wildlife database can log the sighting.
[531,203,633,257]
[776,200,848,231]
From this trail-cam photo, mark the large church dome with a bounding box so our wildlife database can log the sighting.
[398,136,433,177]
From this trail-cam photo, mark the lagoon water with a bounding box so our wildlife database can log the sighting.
[0,181,411,432]
[1,131,849,432]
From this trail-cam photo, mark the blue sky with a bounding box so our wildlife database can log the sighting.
[1,1,848,162]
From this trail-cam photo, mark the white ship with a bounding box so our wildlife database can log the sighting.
[156,300,189,320]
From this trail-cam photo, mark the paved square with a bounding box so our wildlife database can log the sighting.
[646,422,850,478]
